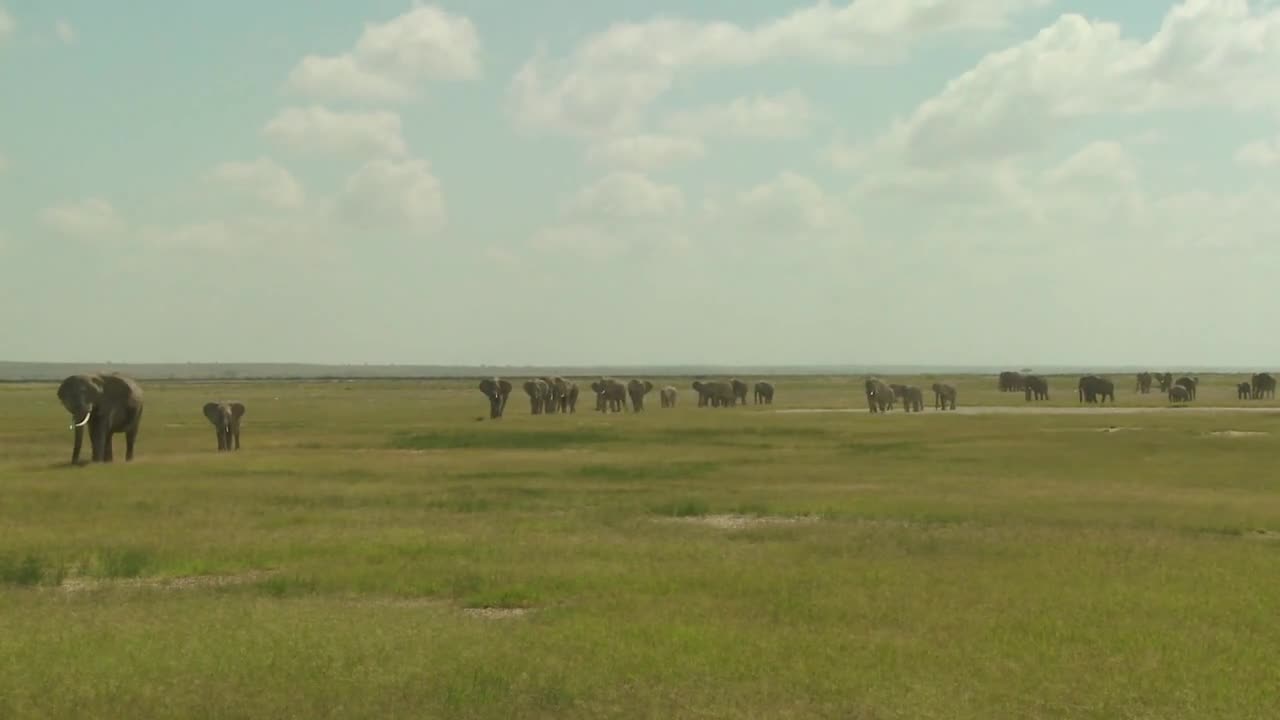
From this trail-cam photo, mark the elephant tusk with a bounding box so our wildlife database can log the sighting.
[70,407,93,429]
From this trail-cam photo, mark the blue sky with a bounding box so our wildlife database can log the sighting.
[2,1,1279,366]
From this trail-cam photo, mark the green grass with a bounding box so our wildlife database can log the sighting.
[2,374,1280,718]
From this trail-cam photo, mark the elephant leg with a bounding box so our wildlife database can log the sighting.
[125,409,141,460]
[104,433,115,462]
[71,425,85,465]
[233,428,240,451]
[89,416,106,462]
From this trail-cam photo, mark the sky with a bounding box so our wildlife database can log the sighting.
[2,0,1279,367]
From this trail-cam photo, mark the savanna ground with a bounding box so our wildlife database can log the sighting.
[3,374,1280,719]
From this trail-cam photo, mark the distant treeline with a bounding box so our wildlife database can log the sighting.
[0,361,1255,383]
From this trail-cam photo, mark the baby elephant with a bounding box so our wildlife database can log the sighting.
[202,402,246,451]
[1168,386,1191,404]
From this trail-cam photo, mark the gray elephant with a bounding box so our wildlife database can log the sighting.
[478,378,513,419]
[1238,382,1252,400]
[1077,375,1115,404]
[931,383,957,410]
[57,372,144,464]
[202,401,245,451]
[891,384,924,413]
[660,386,678,408]
[1174,376,1199,401]
[592,378,626,413]
[1135,372,1153,394]
[865,378,895,414]
[1023,375,1049,401]
[563,382,580,413]
[753,381,775,404]
[1252,372,1276,399]
[1156,372,1174,393]
[998,371,1025,392]
[691,380,734,408]
[729,378,749,406]
[1168,385,1191,403]
[627,379,654,412]
[523,379,550,414]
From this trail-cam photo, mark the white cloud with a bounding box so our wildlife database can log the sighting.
[337,157,445,233]
[0,7,13,43]
[40,198,124,238]
[1236,136,1280,168]
[55,19,76,45]
[263,106,406,157]
[734,171,850,233]
[585,134,705,171]
[861,1,1280,169]
[288,4,480,102]
[565,171,684,219]
[210,157,305,209]
[509,0,1045,135]
[663,91,814,139]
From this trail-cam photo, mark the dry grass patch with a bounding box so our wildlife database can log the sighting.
[59,569,277,593]
[658,514,821,530]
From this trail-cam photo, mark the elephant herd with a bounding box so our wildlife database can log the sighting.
[864,379,957,413]
[477,376,778,418]
[1001,370,1277,405]
[55,372,244,464]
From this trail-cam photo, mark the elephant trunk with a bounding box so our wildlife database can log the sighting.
[70,406,93,429]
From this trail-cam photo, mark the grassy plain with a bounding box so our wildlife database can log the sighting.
[2,374,1280,718]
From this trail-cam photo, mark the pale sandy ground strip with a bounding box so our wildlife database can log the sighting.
[775,406,1280,415]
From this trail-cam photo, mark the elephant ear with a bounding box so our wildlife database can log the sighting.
[230,402,246,419]
[644,381,653,393]
[498,380,513,394]
[478,379,493,394]
[202,402,222,424]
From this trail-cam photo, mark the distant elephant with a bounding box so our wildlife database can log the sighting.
[523,379,550,414]
[1156,372,1174,393]
[592,378,626,413]
[1174,376,1199,401]
[564,382,579,413]
[932,383,957,410]
[660,386,678,408]
[1135,372,1153,394]
[753,381,775,405]
[627,379,654,412]
[865,378,894,414]
[729,378,749,406]
[1168,386,1191,403]
[1251,372,1276,399]
[692,380,734,408]
[1023,375,1050,402]
[202,401,245,451]
[998,371,1025,392]
[895,385,924,412]
[478,378,513,419]
[1238,382,1252,400]
[57,372,144,464]
[1077,375,1115,404]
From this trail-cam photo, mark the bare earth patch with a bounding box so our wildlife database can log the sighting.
[1206,430,1269,438]
[658,514,820,530]
[777,406,1280,416]
[60,569,277,593]
[461,607,533,619]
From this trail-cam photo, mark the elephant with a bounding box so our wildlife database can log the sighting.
[1238,382,1252,400]
[592,378,626,413]
[729,378,749,406]
[202,401,245,451]
[540,376,577,414]
[1174,376,1199,401]
[627,379,655,412]
[478,378,513,419]
[564,382,580,413]
[1251,373,1276,399]
[523,379,550,414]
[57,372,144,464]
[892,385,924,413]
[932,383,957,410]
[1168,385,1191,403]
[753,381,775,405]
[865,378,895,414]
[1023,375,1049,402]
[1135,372,1153,394]
[1077,375,1115,404]
[691,380,734,408]
[1156,372,1174,393]
[998,371,1025,392]
[660,386,678,408]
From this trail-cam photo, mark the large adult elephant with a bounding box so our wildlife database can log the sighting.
[592,378,626,413]
[753,381,775,405]
[1023,375,1049,402]
[692,380,734,408]
[998,371,1025,392]
[729,378,749,406]
[1251,372,1276,399]
[1168,385,1191,404]
[627,379,654,412]
[202,401,245,451]
[57,373,144,464]
[1174,376,1199,401]
[1135,372,1153,394]
[1077,375,1115,404]
[564,381,580,413]
[889,384,923,412]
[478,378,513,419]
[865,378,894,414]
[1156,372,1174,393]
[1238,382,1252,400]
[931,383,957,410]
[660,386,678,408]
[523,379,550,414]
